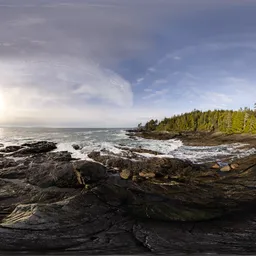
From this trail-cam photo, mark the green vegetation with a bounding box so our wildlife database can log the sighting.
[142,107,256,134]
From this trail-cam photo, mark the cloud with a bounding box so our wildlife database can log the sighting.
[0,0,256,126]
[148,67,156,73]
[154,79,168,85]
[142,89,169,100]
[136,77,144,84]
[0,58,133,125]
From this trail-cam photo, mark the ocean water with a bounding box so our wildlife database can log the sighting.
[0,127,255,163]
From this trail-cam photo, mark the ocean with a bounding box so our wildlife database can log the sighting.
[0,127,255,163]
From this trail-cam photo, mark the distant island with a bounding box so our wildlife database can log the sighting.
[139,106,256,134]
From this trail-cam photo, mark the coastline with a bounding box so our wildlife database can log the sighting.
[0,137,256,254]
[127,130,256,148]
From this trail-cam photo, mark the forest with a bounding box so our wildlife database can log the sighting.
[141,107,256,134]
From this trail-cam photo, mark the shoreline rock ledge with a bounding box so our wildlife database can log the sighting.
[1,141,256,254]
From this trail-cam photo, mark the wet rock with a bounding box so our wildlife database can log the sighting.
[88,151,101,159]
[18,141,57,155]
[88,152,194,178]
[116,146,163,156]
[47,151,72,162]
[73,161,107,184]
[2,142,256,253]
[0,143,4,148]
[0,145,22,153]
[0,164,28,179]
[26,161,79,188]
[0,141,57,157]
[0,158,19,169]
[72,144,80,150]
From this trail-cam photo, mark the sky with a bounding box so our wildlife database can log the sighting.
[0,0,256,127]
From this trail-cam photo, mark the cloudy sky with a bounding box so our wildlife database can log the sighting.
[0,0,256,127]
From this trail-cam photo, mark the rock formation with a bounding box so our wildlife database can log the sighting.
[1,141,256,254]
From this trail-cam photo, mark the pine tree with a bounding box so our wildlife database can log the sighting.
[142,107,256,134]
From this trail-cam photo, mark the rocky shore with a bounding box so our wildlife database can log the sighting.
[128,130,256,148]
[1,140,256,254]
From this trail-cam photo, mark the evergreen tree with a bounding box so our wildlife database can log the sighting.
[144,107,256,134]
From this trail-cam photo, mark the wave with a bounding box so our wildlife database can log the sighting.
[1,127,255,163]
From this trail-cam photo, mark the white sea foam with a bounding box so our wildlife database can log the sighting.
[99,142,125,155]
[134,138,183,154]
[54,142,89,160]
[113,130,129,140]
[135,152,175,158]
[1,127,255,163]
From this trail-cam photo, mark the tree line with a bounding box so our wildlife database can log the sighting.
[141,107,256,134]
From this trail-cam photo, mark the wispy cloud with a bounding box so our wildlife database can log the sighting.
[143,89,169,100]
[154,79,168,85]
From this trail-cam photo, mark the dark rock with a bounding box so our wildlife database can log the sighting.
[116,146,163,156]
[0,158,19,169]
[72,144,80,150]
[0,145,22,153]
[128,131,178,141]
[88,152,194,178]
[18,141,57,155]
[29,151,72,163]
[88,151,101,159]
[0,141,57,157]
[0,143,4,148]
[47,151,72,161]
[2,143,256,253]
[0,164,28,179]
[26,161,78,188]
[73,161,107,184]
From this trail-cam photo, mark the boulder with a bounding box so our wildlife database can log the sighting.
[211,163,220,169]
[220,165,231,172]
[0,141,57,156]
[73,161,107,184]
[0,145,22,153]
[19,141,57,154]
[26,162,78,188]
[231,163,239,169]
[120,169,132,180]
[72,144,80,150]
[139,171,156,178]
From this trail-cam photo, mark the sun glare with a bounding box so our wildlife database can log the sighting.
[0,92,5,115]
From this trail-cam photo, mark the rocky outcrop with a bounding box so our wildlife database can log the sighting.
[72,144,80,150]
[1,142,256,254]
[0,141,57,156]
[129,131,256,148]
